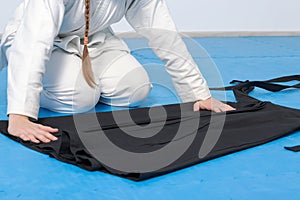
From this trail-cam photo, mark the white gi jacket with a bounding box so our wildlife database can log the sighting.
[0,0,211,119]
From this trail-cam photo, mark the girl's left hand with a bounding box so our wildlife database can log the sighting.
[193,97,236,113]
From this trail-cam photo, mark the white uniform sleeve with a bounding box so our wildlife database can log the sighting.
[7,0,65,120]
[125,0,211,103]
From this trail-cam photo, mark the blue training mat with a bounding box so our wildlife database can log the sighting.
[0,36,300,199]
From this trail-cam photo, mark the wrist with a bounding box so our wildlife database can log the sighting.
[9,114,29,121]
[196,97,212,103]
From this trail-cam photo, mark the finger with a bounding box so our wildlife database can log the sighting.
[40,130,58,141]
[38,124,59,133]
[223,104,235,111]
[216,102,234,112]
[223,104,234,112]
[213,106,223,113]
[220,107,228,112]
[32,130,51,143]
[193,101,200,112]
[216,103,227,112]
[227,105,236,111]
[19,134,31,142]
[36,124,58,141]
[27,134,41,144]
[37,126,57,141]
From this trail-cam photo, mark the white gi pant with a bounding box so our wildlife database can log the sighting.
[7,29,152,114]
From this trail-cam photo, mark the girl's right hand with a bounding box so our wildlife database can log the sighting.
[8,114,59,143]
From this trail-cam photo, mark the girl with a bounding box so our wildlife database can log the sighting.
[0,0,235,144]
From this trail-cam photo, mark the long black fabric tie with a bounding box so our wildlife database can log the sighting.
[210,74,300,92]
[285,145,300,152]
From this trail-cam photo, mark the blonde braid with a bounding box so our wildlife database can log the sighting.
[82,0,96,88]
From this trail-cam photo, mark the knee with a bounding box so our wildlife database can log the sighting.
[72,85,101,112]
[41,85,101,114]
[128,82,152,107]
[117,66,152,106]
[100,66,152,107]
